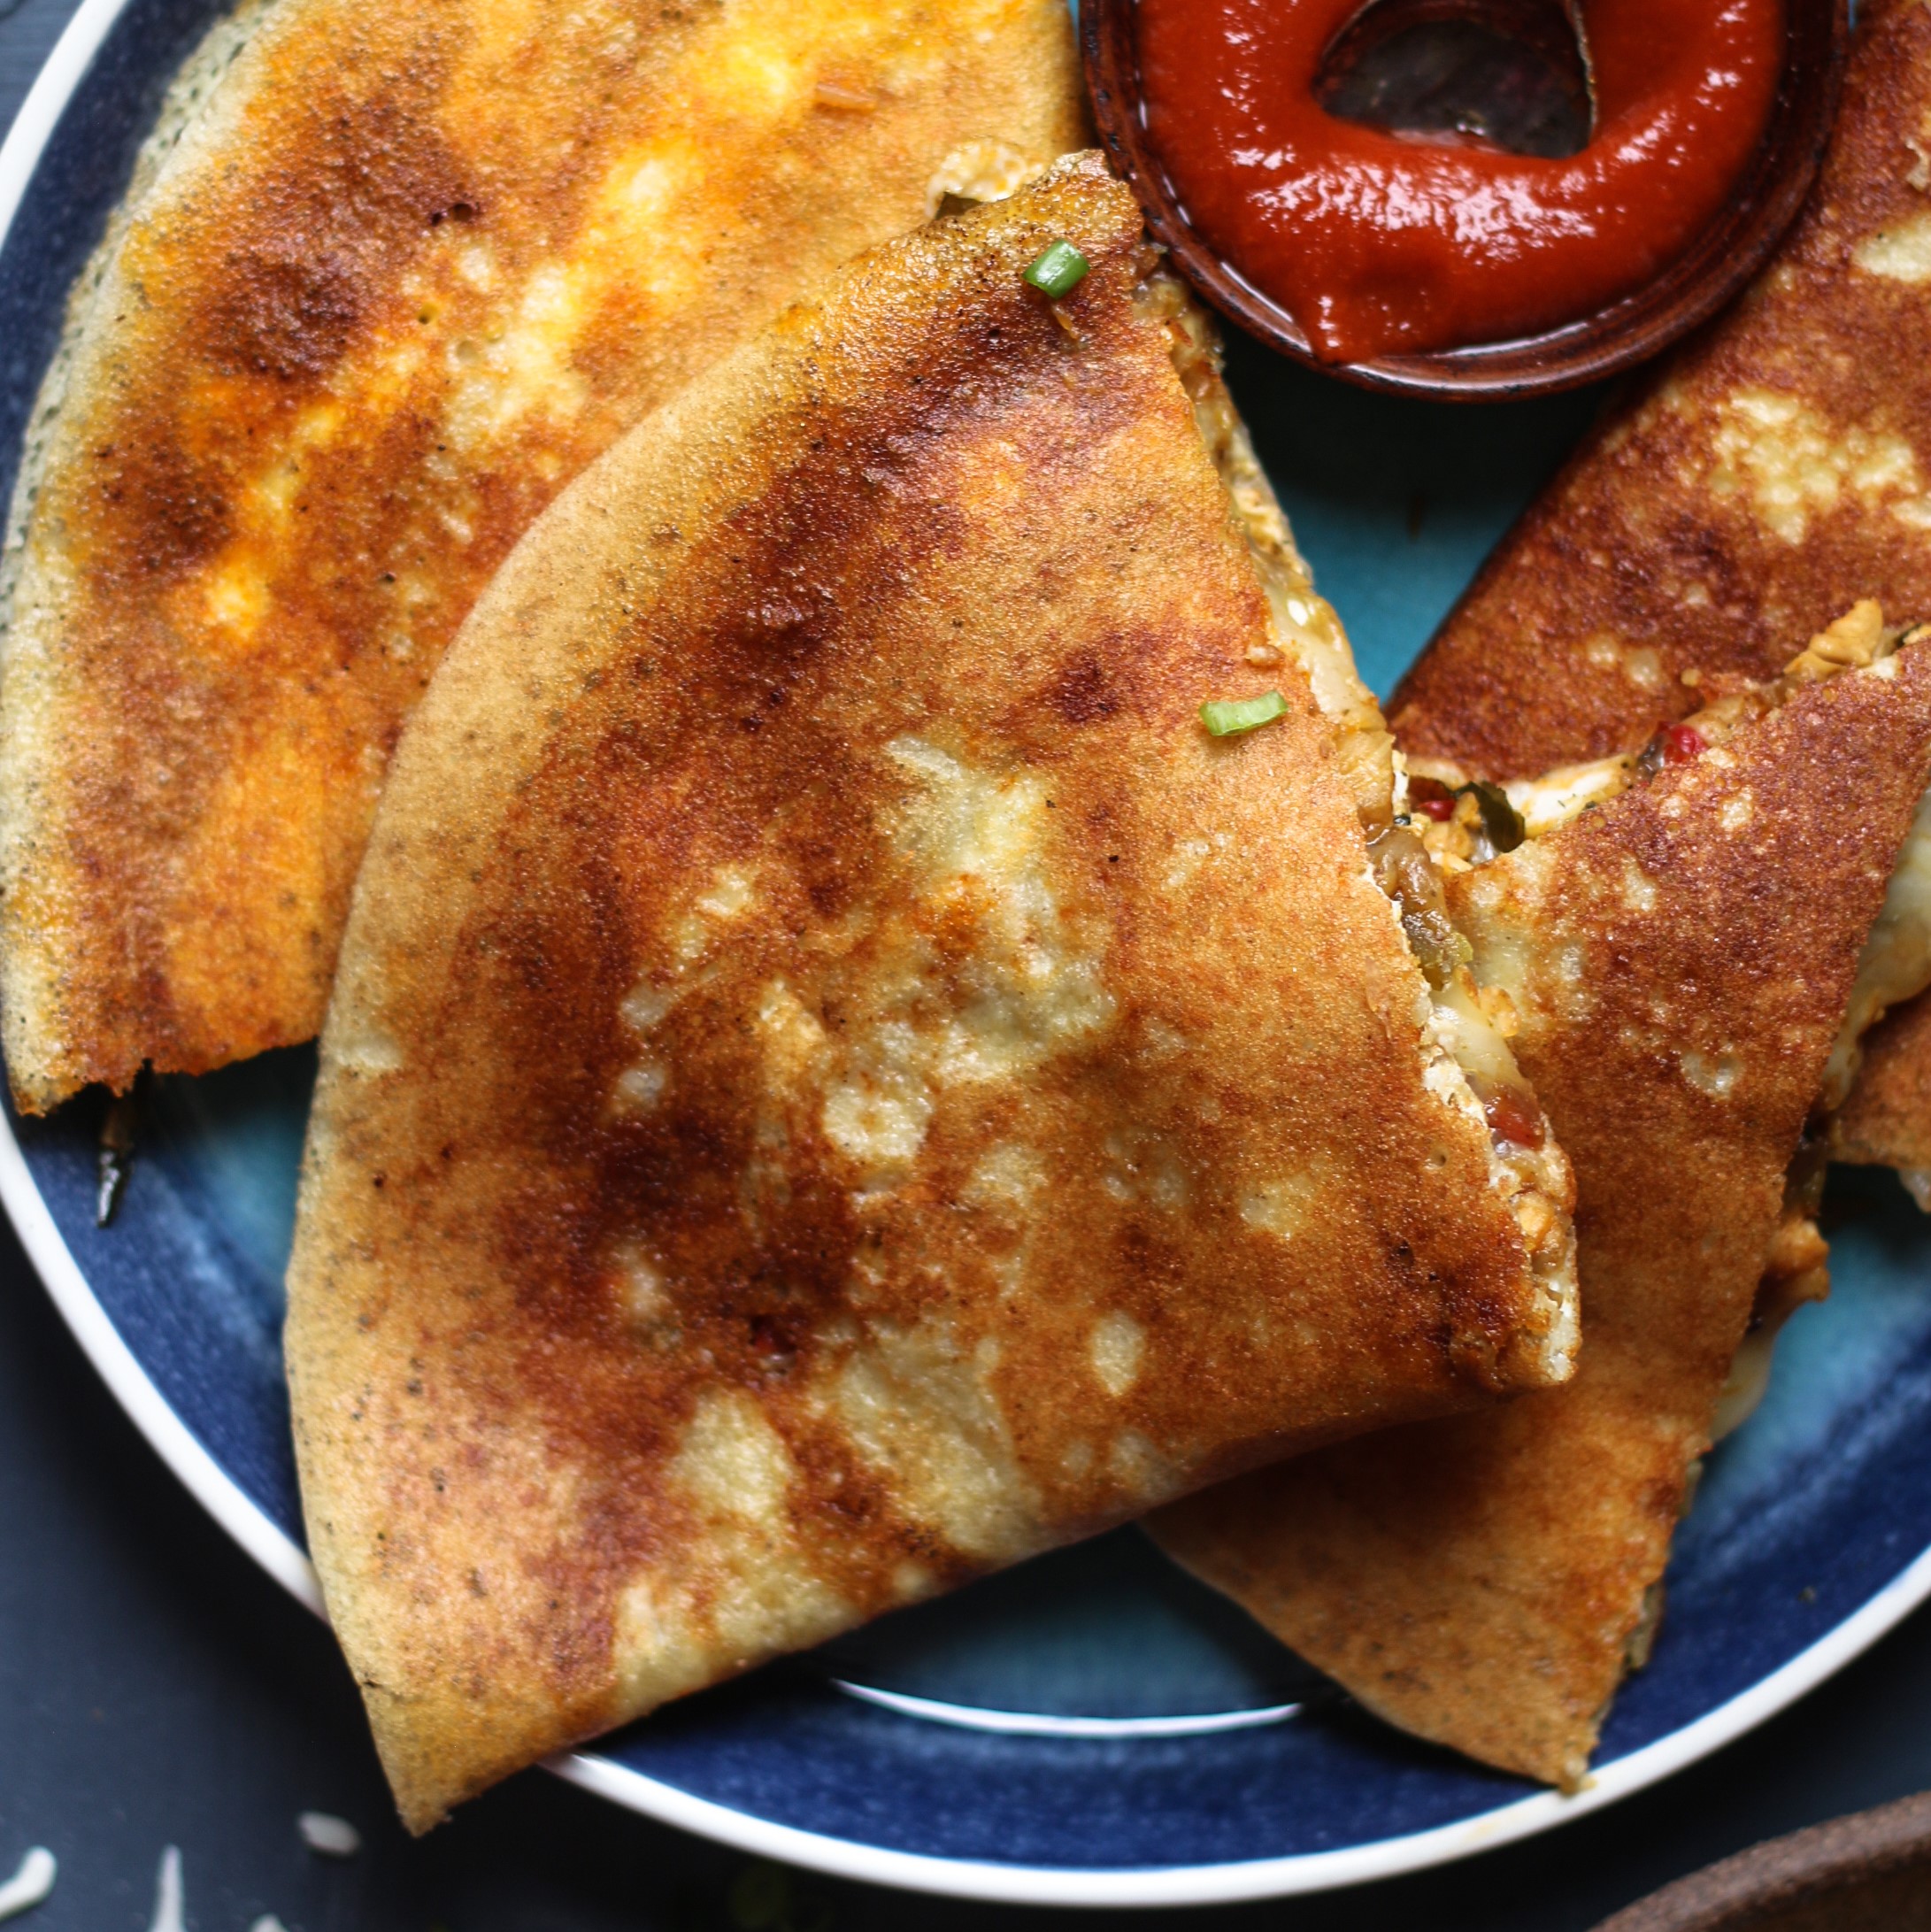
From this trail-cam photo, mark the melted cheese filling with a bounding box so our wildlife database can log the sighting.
[1503,754,1637,840]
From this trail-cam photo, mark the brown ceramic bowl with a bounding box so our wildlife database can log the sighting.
[1081,0,1850,401]
[1591,1790,1931,1931]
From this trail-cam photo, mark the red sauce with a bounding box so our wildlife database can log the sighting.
[1481,1082,1547,1151]
[1662,722,1710,764]
[1135,0,1786,362]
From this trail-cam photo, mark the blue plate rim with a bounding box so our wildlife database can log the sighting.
[7,0,1931,1905]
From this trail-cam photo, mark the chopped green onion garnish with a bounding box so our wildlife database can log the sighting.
[1024,240,1090,300]
[1200,690,1289,737]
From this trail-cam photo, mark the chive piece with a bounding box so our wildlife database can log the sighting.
[1200,690,1289,737]
[1024,239,1090,300]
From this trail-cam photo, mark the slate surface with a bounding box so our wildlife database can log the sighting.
[6,4,1931,1926]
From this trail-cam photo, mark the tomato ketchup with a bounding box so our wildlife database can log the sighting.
[1135,0,1785,362]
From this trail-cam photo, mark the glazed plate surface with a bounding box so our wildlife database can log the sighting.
[4,0,1931,1904]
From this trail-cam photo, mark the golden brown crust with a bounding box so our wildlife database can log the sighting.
[1155,645,1931,1786]
[0,0,1087,1111]
[287,159,1574,1829]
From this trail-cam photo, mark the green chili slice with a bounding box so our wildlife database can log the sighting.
[1200,691,1289,737]
[1023,240,1090,299]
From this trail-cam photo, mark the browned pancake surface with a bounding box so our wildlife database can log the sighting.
[1156,647,1931,1785]
[287,159,1573,1829]
[0,0,1084,1110]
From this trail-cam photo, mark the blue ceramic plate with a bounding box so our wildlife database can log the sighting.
[6,0,1931,1905]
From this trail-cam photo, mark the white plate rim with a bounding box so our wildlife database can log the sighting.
[6,0,1931,1906]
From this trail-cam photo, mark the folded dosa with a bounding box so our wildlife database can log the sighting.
[0,0,1085,1112]
[1386,0,1931,1179]
[286,157,1578,1828]
[1157,634,1931,1787]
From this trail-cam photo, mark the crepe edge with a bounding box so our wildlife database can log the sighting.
[1152,281,1580,1396]
[0,0,293,1113]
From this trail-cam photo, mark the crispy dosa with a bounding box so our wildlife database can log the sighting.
[0,0,1086,1112]
[1386,0,1931,1180]
[286,158,1578,1828]
[1157,631,1931,1787]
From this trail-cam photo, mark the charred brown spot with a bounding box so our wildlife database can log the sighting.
[211,248,368,382]
[89,428,230,582]
[1045,651,1119,725]
[193,89,469,389]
